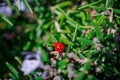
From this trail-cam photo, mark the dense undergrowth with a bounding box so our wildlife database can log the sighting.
[0,0,120,80]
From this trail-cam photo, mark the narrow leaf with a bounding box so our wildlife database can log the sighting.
[6,62,20,79]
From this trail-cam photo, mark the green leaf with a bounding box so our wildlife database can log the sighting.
[76,72,85,80]
[35,76,43,80]
[77,37,94,49]
[42,21,53,29]
[115,15,120,19]
[73,49,85,58]
[15,56,22,65]
[6,0,12,9]
[86,30,95,39]
[113,8,120,14]
[23,41,31,51]
[40,48,50,63]
[77,38,94,45]
[90,6,107,11]
[66,20,92,31]
[83,62,91,71]
[9,73,17,80]
[22,0,33,13]
[94,15,106,25]
[56,7,80,25]
[6,62,21,79]
[54,1,72,8]
[60,37,72,45]
[93,23,103,40]
[105,0,114,8]
[72,24,78,42]
[86,75,94,80]
[58,58,68,69]
[78,0,103,10]
[0,15,13,26]
[92,16,105,40]
[100,64,114,76]
[94,26,103,40]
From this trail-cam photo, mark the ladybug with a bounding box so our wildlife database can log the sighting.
[54,42,65,53]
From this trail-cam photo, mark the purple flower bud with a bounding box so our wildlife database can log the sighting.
[42,71,48,79]
[21,59,40,75]
[0,6,12,17]
[21,50,44,75]
[67,64,75,78]
[53,76,61,80]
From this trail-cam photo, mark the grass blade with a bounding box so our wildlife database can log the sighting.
[54,1,72,8]
[1,16,13,26]
[72,24,78,42]
[78,0,103,10]
[6,62,20,79]
[22,0,33,13]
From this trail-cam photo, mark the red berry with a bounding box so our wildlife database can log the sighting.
[54,42,65,53]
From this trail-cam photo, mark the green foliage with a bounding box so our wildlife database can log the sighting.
[40,48,50,63]
[6,62,22,79]
[1,0,120,80]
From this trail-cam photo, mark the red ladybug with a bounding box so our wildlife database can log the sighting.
[54,42,65,53]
